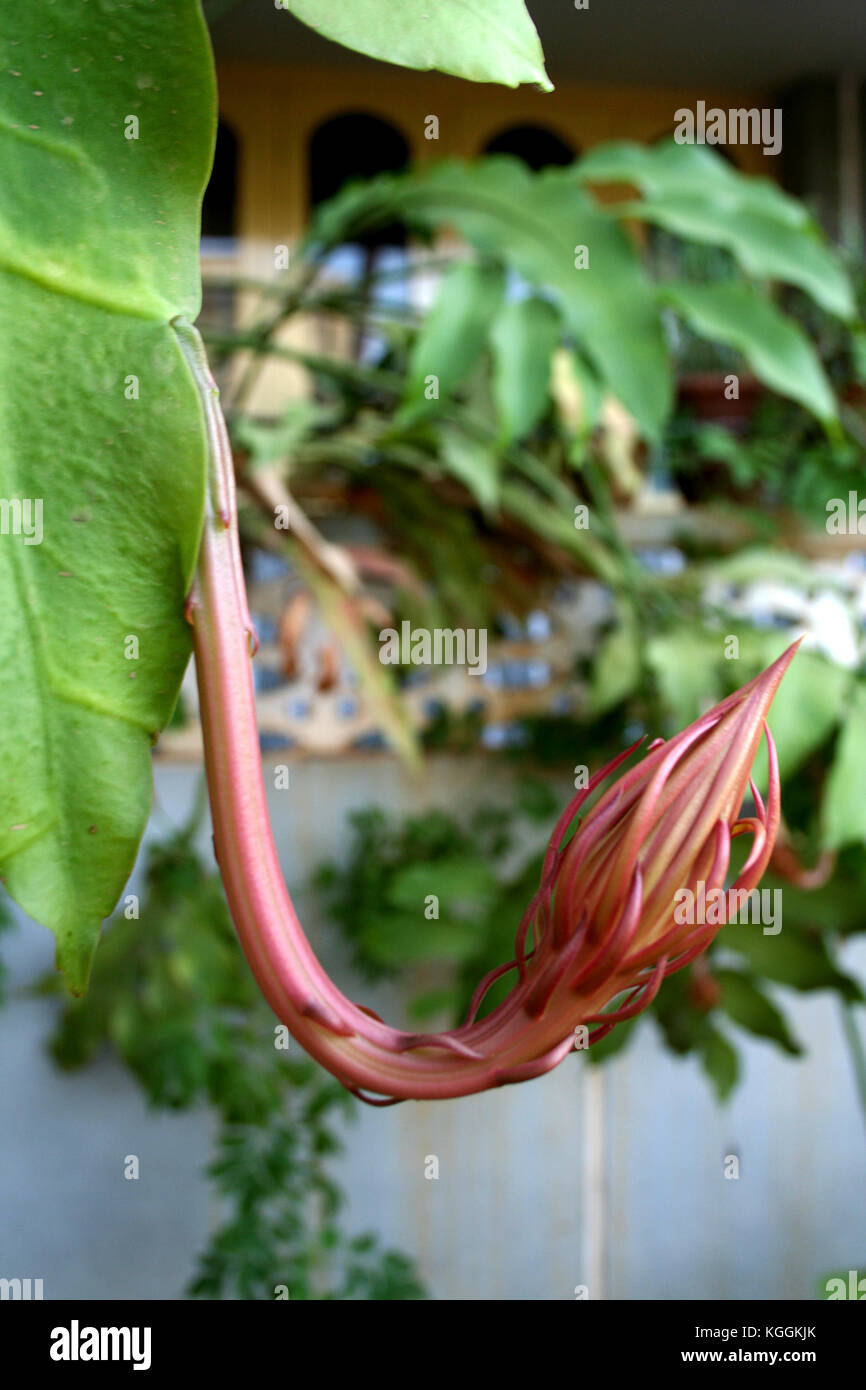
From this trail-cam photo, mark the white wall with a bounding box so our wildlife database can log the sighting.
[1,759,864,1300]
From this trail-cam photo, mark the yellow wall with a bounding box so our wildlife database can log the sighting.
[216,61,777,249]
[212,63,779,415]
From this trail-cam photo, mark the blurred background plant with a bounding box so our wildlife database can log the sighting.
[10,135,866,1297]
[195,136,866,1118]
[35,794,426,1301]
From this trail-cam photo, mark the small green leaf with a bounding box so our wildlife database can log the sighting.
[590,606,642,715]
[401,261,505,422]
[282,0,552,90]
[699,1027,740,1101]
[646,627,723,729]
[489,295,560,444]
[387,858,496,916]
[716,969,801,1054]
[578,140,855,320]
[233,401,324,469]
[822,681,866,850]
[439,428,502,512]
[661,281,837,422]
[360,915,481,968]
[724,920,862,1002]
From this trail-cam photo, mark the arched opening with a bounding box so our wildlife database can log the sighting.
[202,118,239,243]
[308,113,411,361]
[200,118,240,340]
[309,111,409,247]
[482,123,576,170]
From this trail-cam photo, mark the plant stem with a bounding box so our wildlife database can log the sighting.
[173,317,597,1101]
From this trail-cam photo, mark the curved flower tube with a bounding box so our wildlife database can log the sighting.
[178,322,798,1103]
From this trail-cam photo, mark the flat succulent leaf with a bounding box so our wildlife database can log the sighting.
[438,427,502,512]
[699,1027,740,1101]
[724,920,863,1002]
[0,4,215,989]
[490,294,560,445]
[661,281,837,422]
[282,0,552,90]
[715,969,801,1055]
[822,680,866,850]
[578,140,855,321]
[400,261,505,422]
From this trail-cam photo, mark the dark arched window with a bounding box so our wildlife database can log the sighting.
[200,119,240,343]
[483,123,576,170]
[308,113,411,363]
[202,118,238,243]
[309,112,409,248]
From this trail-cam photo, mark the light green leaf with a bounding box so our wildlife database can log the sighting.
[439,428,502,512]
[699,1027,740,1101]
[716,970,801,1054]
[590,606,642,715]
[490,295,560,444]
[401,261,505,421]
[233,401,324,469]
[707,547,821,590]
[556,349,604,444]
[282,0,552,90]
[387,858,496,915]
[646,626,724,729]
[661,282,837,422]
[497,481,621,585]
[360,914,481,968]
[822,681,866,850]
[578,139,855,320]
[724,919,862,1001]
[577,140,810,228]
[0,3,215,990]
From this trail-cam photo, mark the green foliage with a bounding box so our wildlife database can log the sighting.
[46,810,425,1300]
[310,156,672,438]
[399,260,505,422]
[578,140,855,320]
[665,399,863,513]
[281,0,551,90]
[822,682,866,850]
[307,145,853,441]
[315,793,550,1020]
[490,295,562,446]
[660,281,836,421]
[713,969,802,1055]
[699,1028,740,1102]
[0,4,214,990]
